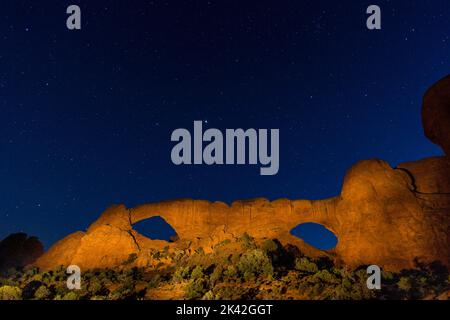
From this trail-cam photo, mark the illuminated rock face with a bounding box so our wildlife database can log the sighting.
[34,76,450,271]
[34,158,450,271]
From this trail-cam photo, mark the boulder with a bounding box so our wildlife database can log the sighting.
[0,233,44,272]
[422,74,450,156]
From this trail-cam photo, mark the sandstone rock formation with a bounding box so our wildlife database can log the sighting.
[422,74,450,156]
[34,76,450,272]
[0,233,44,272]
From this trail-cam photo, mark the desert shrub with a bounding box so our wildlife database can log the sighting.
[397,277,413,292]
[34,285,51,300]
[382,271,394,281]
[210,266,223,285]
[147,274,162,289]
[0,285,22,300]
[313,270,338,284]
[61,291,79,300]
[22,280,44,300]
[295,257,319,273]
[100,268,118,284]
[202,290,215,300]
[270,282,288,297]
[53,284,70,298]
[127,267,144,281]
[123,253,138,265]
[223,265,237,278]
[315,256,335,270]
[116,270,130,283]
[172,250,185,263]
[262,239,293,269]
[0,277,16,287]
[237,249,273,281]
[109,281,136,300]
[348,270,376,300]
[39,272,53,285]
[214,285,256,300]
[173,266,191,282]
[30,273,43,282]
[230,254,241,265]
[299,267,375,300]
[191,266,204,280]
[87,278,105,295]
[399,261,450,298]
[23,267,40,279]
[328,278,355,300]
[239,233,256,250]
[262,239,278,253]
[185,279,208,300]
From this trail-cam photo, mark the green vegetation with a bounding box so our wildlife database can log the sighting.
[237,249,273,281]
[0,235,448,300]
[0,285,22,300]
[123,253,138,265]
[34,285,51,300]
[295,257,319,273]
[185,279,208,299]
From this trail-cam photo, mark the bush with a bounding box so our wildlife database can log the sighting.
[239,233,256,250]
[223,265,237,278]
[210,266,223,285]
[191,266,204,280]
[22,280,43,299]
[109,281,136,300]
[202,290,215,300]
[123,253,138,265]
[34,285,51,300]
[88,279,104,295]
[61,292,79,300]
[397,277,413,292]
[0,285,22,300]
[382,271,394,281]
[261,239,292,268]
[295,257,319,273]
[237,249,274,280]
[147,274,162,289]
[262,239,278,253]
[185,279,208,300]
[173,266,191,282]
[214,285,255,300]
[314,270,337,284]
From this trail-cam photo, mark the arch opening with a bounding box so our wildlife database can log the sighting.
[290,222,338,250]
[133,216,178,242]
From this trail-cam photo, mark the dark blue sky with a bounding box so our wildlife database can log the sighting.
[0,1,448,248]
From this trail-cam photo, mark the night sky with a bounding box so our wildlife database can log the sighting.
[1,1,448,248]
